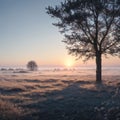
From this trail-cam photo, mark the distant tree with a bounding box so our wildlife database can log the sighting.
[27,61,38,71]
[47,0,120,83]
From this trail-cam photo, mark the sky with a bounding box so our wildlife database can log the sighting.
[0,0,120,67]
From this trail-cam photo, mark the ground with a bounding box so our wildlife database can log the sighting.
[0,69,120,120]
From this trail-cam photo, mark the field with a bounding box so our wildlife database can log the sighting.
[0,68,120,120]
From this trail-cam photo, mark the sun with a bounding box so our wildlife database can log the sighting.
[65,59,74,67]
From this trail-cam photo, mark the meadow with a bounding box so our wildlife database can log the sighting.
[0,67,120,120]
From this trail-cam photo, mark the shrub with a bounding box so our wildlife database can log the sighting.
[27,60,38,71]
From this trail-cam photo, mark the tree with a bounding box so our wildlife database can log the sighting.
[47,0,120,83]
[27,61,38,71]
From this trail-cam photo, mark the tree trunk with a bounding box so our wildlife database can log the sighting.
[96,53,102,83]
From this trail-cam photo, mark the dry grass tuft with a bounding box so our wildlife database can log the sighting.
[0,99,22,120]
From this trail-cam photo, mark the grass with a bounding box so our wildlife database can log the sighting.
[0,70,120,120]
[0,100,21,120]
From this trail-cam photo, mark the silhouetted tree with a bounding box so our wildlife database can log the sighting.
[27,61,38,71]
[47,0,120,83]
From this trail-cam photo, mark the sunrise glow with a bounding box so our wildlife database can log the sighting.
[65,59,74,67]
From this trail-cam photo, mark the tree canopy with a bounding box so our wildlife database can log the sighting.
[27,61,38,71]
[47,0,120,82]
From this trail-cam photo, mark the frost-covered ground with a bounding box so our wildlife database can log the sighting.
[0,67,120,120]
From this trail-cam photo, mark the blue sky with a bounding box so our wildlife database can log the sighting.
[0,0,67,66]
[0,0,120,67]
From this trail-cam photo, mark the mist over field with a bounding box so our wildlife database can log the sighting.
[0,67,120,120]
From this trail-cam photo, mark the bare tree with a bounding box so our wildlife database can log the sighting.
[47,0,120,83]
[27,61,38,71]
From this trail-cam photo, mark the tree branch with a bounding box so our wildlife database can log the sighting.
[102,41,118,53]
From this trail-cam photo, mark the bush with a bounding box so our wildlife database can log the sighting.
[27,60,38,71]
